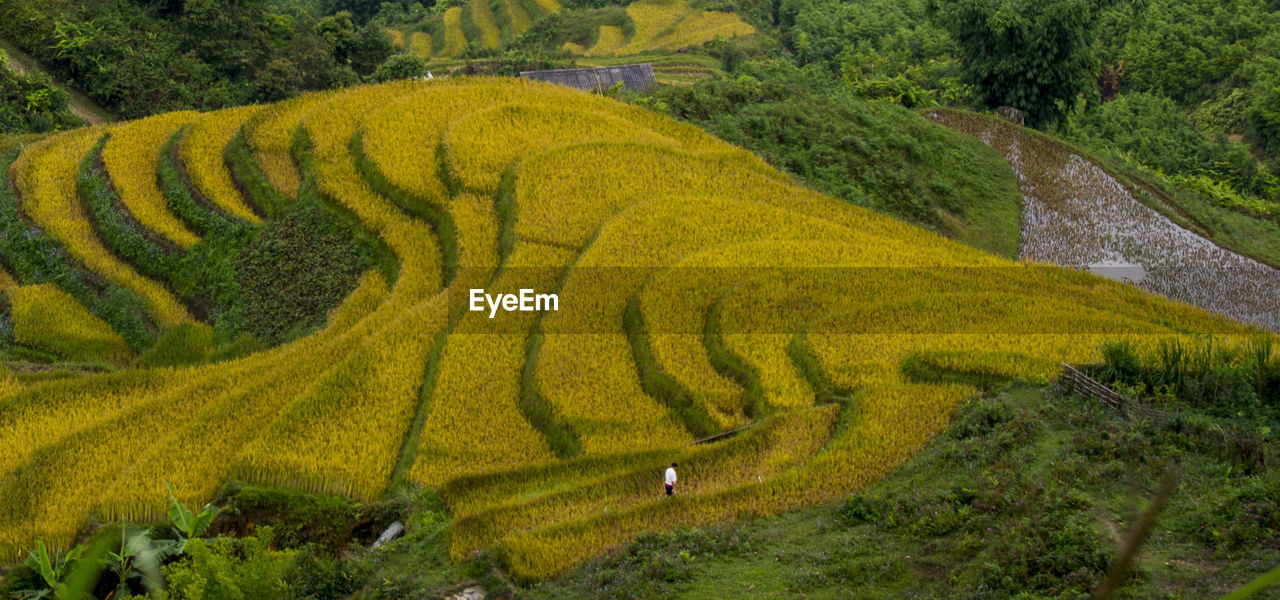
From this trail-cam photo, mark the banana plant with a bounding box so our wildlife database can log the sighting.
[16,538,106,600]
[104,526,165,598]
[17,540,81,600]
[162,481,219,554]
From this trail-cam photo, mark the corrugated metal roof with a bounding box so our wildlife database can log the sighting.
[520,64,658,92]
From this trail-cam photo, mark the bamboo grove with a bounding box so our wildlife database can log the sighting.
[0,77,1267,581]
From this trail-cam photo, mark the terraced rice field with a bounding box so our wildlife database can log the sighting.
[408,32,433,58]
[929,110,1280,331]
[469,0,502,48]
[440,7,469,58]
[587,25,627,56]
[388,0,753,60]
[0,79,1265,583]
[500,0,533,37]
[612,0,754,55]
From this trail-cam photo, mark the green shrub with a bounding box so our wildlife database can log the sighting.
[235,198,377,345]
[135,323,215,369]
[1067,92,1278,203]
[211,483,364,553]
[0,56,81,134]
[370,54,428,82]
[1098,339,1141,384]
[162,528,297,600]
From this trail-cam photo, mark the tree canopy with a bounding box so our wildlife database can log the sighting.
[930,0,1117,126]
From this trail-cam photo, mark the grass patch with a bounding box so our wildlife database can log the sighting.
[225,129,285,219]
[159,126,250,236]
[650,65,1024,257]
[624,294,720,438]
[134,322,213,368]
[703,299,766,419]
[530,384,1279,598]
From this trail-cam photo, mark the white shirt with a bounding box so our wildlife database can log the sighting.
[665,467,677,485]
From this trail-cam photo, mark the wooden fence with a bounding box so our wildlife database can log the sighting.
[1060,363,1162,418]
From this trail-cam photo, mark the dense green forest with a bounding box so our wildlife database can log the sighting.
[0,0,413,120]
[0,51,81,133]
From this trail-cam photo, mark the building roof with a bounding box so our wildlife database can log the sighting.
[520,64,657,92]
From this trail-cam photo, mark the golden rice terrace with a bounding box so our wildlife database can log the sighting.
[0,78,1263,581]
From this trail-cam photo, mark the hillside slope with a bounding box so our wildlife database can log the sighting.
[0,78,1264,582]
[0,38,110,126]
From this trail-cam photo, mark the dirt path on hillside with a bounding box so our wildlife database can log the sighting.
[1,38,111,126]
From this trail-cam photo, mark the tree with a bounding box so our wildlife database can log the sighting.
[929,0,1118,126]
[370,54,427,82]
[182,0,271,77]
[347,22,394,76]
[1250,80,1280,160]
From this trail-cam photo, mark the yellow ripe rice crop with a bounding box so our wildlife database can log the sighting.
[180,105,265,223]
[529,0,562,14]
[591,0,754,56]
[470,0,501,48]
[643,10,754,52]
[641,242,900,420]
[587,25,627,55]
[10,284,133,366]
[0,369,19,398]
[450,405,838,561]
[537,330,692,453]
[534,198,869,453]
[560,42,586,54]
[121,270,394,519]
[0,372,162,493]
[101,111,203,247]
[409,31,434,57]
[615,0,687,54]
[410,241,571,486]
[244,90,340,201]
[0,354,300,554]
[502,0,533,36]
[444,103,682,195]
[234,295,450,500]
[448,192,501,273]
[440,8,468,58]
[512,143,776,247]
[496,384,968,581]
[0,269,393,555]
[303,83,446,301]
[360,82,534,207]
[386,28,406,50]
[369,77,734,202]
[0,265,17,294]
[13,129,193,328]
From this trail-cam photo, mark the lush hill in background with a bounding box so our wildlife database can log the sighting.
[0,78,1273,599]
[0,0,401,118]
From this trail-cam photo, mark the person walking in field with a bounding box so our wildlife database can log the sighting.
[665,462,678,497]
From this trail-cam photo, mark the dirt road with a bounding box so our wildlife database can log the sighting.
[1,38,111,125]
